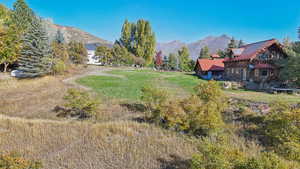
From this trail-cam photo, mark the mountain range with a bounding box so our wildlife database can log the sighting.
[43,19,112,46]
[44,19,231,60]
[157,35,232,60]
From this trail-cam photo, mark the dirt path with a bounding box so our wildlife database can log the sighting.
[62,66,126,90]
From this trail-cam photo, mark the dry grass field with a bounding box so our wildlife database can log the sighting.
[0,66,198,169]
[0,115,196,169]
[1,66,299,169]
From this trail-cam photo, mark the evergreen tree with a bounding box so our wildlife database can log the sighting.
[17,17,52,77]
[224,37,238,58]
[11,0,35,34]
[217,49,226,58]
[238,40,245,48]
[199,46,210,59]
[54,30,65,44]
[228,37,237,49]
[178,46,191,71]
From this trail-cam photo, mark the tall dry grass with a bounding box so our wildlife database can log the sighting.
[0,115,196,169]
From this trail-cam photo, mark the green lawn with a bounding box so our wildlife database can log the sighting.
[77,69,300,103]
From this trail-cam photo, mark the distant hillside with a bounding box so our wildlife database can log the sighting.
[43,19,112,46]
[157,35,231,60]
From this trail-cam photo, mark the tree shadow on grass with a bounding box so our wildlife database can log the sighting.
[157,154,190,169]
[120,103,147,113]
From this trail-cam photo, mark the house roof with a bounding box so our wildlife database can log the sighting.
[254,63,275,69]
[225,39,280,62]
[196,58,225,71]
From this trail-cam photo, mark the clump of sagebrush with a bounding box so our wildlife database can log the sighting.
[259,100,300,162]
[190,134,299,169]
[141,81,227,136]
[0,152,42,169]
[62,88,100,119]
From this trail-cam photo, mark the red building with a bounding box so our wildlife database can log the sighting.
[194,54,225,80]
[223,39,287,83]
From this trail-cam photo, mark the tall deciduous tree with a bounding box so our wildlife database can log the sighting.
[68,41,87,64]
[168,53,178,70]
[0,5,21,72]
[178,46,191,71]
[120,19,132,50]
[51,31,69,62]
[155,51,163,69]
[119,19,156,65]
[199,46,210,59]
[95,45,112,64]
[17,17,52,77]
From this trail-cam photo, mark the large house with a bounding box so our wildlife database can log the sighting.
[194,54,225,80]
[224,39,287,85]
[85,43,102,65]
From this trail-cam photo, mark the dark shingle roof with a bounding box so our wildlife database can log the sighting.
[225,39,280,62]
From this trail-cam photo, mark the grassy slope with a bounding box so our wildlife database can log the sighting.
[0,115,196,169]
[77,69,300,103]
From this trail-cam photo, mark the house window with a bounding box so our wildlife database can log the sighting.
[255,69,259,77]
[236,68,239,74]
[231,68,234,74]
[261,70,268,76]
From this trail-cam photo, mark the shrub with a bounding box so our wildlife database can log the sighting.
[278,141,300,162]
[190,135,247,169]
[141,81,227,136]
[0,152,42,169]
[262,101,300,146]
[52,59,67,75]
[63,88,100,119]
[259,100,300,162]
[190,135,299,169]
[141,86,169,124]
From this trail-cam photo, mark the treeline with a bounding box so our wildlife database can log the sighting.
[96,19,156,67]
[0,0,88,77]
[96,20,197,71]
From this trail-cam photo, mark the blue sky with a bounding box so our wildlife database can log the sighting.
[2,0,300,43]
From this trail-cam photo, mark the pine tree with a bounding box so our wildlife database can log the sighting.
[238,40,244,48]
[54,30,65,44]
[17,17,52,77]
[228,37,237,49]
[199,46,210,59]
[11,0,35,34]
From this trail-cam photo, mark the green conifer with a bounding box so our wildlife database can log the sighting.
[17,17,52,77]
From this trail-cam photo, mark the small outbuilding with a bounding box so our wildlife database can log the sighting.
[194,54,225,80]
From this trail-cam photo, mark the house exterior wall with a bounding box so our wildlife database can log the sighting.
[224,46,285,83]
